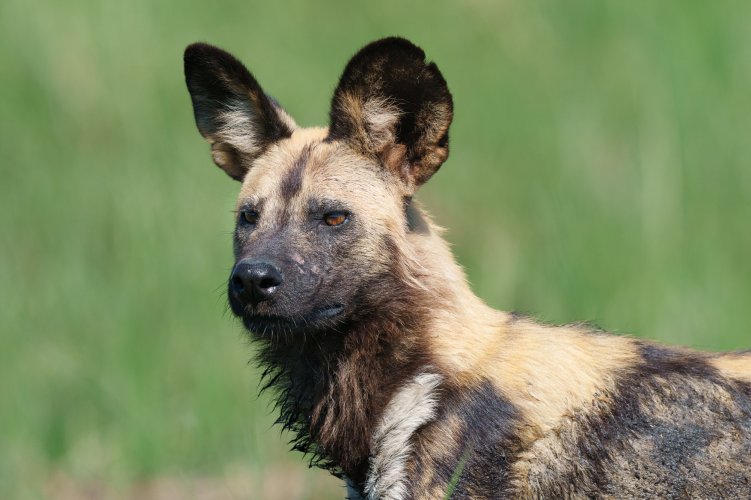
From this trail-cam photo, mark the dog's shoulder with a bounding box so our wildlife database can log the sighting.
[365,320,751,498]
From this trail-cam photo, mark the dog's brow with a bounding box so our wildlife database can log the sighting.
[307,198,351,215]
[238,198,263,212]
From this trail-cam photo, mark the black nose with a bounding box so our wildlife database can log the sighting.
[230,261,283,306]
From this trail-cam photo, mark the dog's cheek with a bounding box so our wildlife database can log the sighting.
[315,225,385,304]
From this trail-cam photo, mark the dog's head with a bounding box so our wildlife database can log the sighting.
[184,38,453,337]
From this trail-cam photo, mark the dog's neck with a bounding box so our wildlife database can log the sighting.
[253,273,434,485]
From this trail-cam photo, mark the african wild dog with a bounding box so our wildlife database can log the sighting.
[184,38,751,498]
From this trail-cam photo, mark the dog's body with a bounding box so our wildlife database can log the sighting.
[184,38,751,499]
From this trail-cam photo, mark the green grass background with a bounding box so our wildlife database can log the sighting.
[1,0,750,498]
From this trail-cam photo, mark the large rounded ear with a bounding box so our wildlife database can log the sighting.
[328,37,453,192]
[184,43,296,181]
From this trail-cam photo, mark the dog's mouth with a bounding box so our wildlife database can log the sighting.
[241,303,345,336]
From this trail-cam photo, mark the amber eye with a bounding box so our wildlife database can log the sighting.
[324,212,349,227]
[241,210,259,225]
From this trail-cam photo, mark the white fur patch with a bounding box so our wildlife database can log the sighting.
[364,372,444,500]
[363,96,402,151]
[217,101,262,155]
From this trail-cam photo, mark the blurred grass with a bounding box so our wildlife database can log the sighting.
[1,0,750,498]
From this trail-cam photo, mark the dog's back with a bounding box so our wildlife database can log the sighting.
[394,317,751,498]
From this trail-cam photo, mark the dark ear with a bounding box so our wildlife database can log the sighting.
[328,37,453,192]
[184,43,296,180]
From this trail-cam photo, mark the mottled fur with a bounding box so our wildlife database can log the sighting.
[184,38,751,499]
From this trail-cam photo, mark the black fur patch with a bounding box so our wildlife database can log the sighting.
[404,198,430,234]
[448,383,522,498]
[184,43,293,180]
[327,37,453,188]
[506,311,531,324]
[554,343,751,498]
[411,381,522,498]
[328,38,449,144]
[725,349,751,357]
[280,144,312,200]
[639,342,715,377]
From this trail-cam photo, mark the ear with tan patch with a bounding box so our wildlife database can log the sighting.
[184,43,296,180]
[328,37,453,192]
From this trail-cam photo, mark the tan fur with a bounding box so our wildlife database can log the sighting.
[397,203,641,441]
[711,352,751,383]
[491,321,639,439]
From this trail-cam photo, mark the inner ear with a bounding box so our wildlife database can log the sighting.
[184,43,296,180]
[328,37,453,192]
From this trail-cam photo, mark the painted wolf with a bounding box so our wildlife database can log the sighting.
[184,37,751,499]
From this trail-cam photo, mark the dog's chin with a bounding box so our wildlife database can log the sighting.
[240,304,346,337]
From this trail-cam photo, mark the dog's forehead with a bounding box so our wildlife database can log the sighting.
[237,127,396,211]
